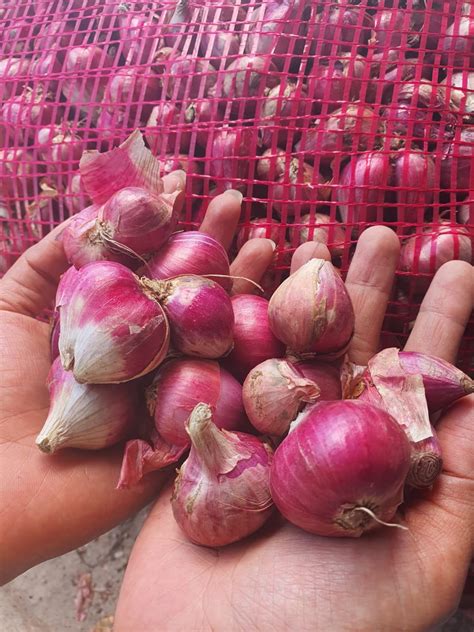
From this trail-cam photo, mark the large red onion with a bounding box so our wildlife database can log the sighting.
[224,295,286,381]
[399,222,472,293]
[270,400,412,537]
[334,151,391,224]
[295,104,380,164]
[171,403,274,547]
[146,231,231,290]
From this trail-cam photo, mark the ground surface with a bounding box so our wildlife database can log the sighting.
[0,507,472,631]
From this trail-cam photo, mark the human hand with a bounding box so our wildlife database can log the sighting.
[0,179,275,585]
[114,227,474,632]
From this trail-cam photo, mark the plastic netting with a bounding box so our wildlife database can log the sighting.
[0,0,473,373]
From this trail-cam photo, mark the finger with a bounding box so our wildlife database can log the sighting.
[230,238,275,295]
[0,219,73,317]
[345,226,401,366]
[290,242,331,275]
[199,190,243,251]
[405,261,474,364]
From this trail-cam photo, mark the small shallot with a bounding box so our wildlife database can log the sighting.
[289,213,346,258]
[171,403,274,547]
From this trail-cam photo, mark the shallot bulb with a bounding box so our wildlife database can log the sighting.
[62,46,114,108]
[269,157,330,216]
[399,222,472,293]
[29,52,62,93]
[171,403,274,547]
[335,151,391,225]
[406,429,443,489]
[441,72,474,119]
[0,57,30,100]
[118,11,163,64]
[236,218,283,250]
[256,148,288,181]
[63,187,180,267]
[441,127,474,193]
[58,261,170,384]
[1,87,55,143]
[270,400,411,537]
[118,359,246,487]
[162,56,217,101]
[295,104,380,164]
[289,213,346,258]
[0,149,44,200]
[37,127,84,168]
[221,55,278,117]
[311,4,373,56]
[224,296,286,381]
[141,275,234,358]
[268,259,355,356]
[36,358,136,453]
[392,149,437,225]
[146,231,231,290]
[145,103,190,155]
[441,11,474,68]
[243,359,320,436]
[293,361,342,402]
[184,99,223,148]
[307,54,367,110]
[209,127,258,185]
[259,81,308,148]
[105,67,161,116]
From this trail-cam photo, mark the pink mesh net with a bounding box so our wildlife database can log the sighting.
[0,0,473,373]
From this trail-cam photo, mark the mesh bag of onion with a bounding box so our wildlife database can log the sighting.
[0,0,473,373]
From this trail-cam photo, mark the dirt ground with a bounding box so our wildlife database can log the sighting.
[0,506,472,632]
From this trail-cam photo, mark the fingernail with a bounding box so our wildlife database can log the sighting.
[267,239,277,251]
[224,189,243,203]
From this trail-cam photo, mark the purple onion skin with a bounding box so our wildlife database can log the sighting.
[270,400,411,537]
[296,361,342,401]
[398,352,474,414]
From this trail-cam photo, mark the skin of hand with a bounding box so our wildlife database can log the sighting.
[0,178,275,586]
[113,228,474,632]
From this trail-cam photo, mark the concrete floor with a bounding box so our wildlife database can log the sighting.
[0,506,471,631]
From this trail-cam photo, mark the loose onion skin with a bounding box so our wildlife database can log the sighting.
[270,400,412,537]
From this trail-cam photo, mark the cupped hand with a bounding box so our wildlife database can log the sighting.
[0,179,276,585]
[114,228,474,632]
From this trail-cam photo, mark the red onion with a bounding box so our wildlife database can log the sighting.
[63,187,179,267]
[382,102,435,145]
[367,56,417,104]
[289,213,347,258]
[399,222,472,293]
[146,231,231,290]
[268,259,355,356]
[0,57,30,100]
[118,358,246,487]
[2,18,34,55]
[58,261,170,384]
[220,55,279,117]
[256,148,288,181]
[307,54,367,110]
[94,105,128,147]
[208,127,257,184]
[1,87,55,143]
[441,127,474,192]
[392,149,437,225]
[311,4,373,56]
[184,99,223,148]
[270,157,330,216]
[62,46,114,108]
[200,28,240,62]
[142,274,234,358]
[245,0,305,68]
[35,357,136,453]
[37,126,84,169]
[236,218,282,250]
[398,351,474,413]
[293,360,342,402]
[105,67,161,116]
[118,10,163,64]
[162,56,217,101]
[441,12,474,68]
[259,81,308,148]
[371,8,419,53]
[406,429,443,489]
[171,403,274,547]
[224,296,286,381]
[243,358,320,436]
[270,400,411,537]
[334,151,391,224]
[145,103,190,156]
[441,72,474,118]
[160,155,203,195]
[29,52,62,93]
[295,104,380,164]
[65,172,92,215]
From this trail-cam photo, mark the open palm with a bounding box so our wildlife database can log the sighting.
[115,230,474,631]
[0,180,275,585]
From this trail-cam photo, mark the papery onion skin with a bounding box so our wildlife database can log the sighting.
[36,358,136,453]
[59,261,169,384]
[243,358,320,436]
[224,296,286,381]
[146,231,231,291]
[171,403,274,547]
[50,266,82,361]
[145,275,234,359]
[294,361,342,401]
[407,429,443,489]
[270,400,411,537]
[268,259,355,356]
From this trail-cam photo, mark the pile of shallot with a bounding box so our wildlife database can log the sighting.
[36,133,474,547]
